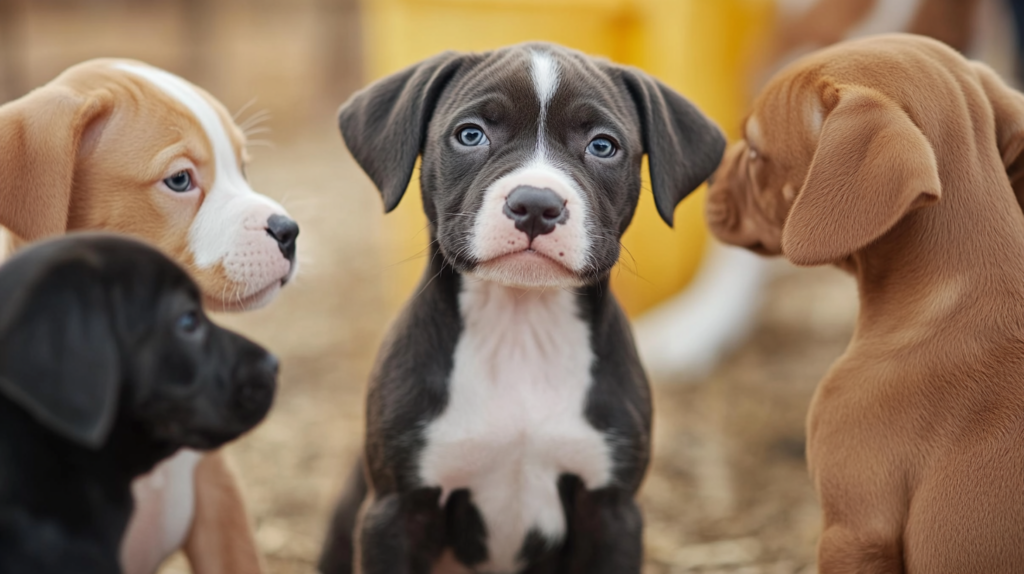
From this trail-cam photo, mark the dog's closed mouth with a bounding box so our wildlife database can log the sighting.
[472,249,581,288]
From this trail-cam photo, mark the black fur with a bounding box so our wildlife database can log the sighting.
[321,42,724,574]
[0,234,278,574]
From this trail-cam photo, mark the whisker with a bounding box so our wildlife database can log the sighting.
[382,239,439,270]
[239,110,272,133]
[243,126,273,137]
[233,98,258,121]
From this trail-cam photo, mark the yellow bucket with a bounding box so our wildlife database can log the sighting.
[361,0,773,316]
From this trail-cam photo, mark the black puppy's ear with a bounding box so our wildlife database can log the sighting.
[0,257,120,448]
[338,51,468,212]
[618,67,726,226]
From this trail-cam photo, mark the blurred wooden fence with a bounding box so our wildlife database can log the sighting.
[0,0,364,128]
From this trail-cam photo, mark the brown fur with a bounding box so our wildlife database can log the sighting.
[184,452,266,574]
[0,58,247,310]
[0,59,263,574]
[707,34,1024,572]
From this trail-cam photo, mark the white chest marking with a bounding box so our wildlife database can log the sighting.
[113,63,283,271]
[418,281,613,573]
[120,449,202,574]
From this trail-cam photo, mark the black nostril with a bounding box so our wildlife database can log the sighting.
[266,214,299,261]
[503,185,567,241]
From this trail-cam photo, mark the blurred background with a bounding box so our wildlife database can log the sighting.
[0,0,1020,572]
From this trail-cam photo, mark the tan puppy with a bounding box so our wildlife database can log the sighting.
[0,59,299,574]
[707,34,1024,572]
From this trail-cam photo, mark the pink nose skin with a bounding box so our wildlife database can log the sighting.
[503,186,567,241]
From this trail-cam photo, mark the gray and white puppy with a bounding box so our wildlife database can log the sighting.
[320,42,725,574]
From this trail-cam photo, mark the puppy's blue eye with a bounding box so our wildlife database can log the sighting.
[177,310,201,335]
[586,137,616,158]
[163,170,194,193]
[456,126,489,147]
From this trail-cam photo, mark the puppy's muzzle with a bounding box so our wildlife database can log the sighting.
[266,214,300,263]
[502,186,568,241]
[231,351,279,427]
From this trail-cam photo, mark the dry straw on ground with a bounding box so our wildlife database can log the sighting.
[160,127,858,574]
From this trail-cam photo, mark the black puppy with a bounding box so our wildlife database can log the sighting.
[0,234,277,574]
[320,43,725,574]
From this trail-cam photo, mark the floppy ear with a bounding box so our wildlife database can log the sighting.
[338,52,468,212]
[782,84,941,266]
[617,66,727,226]
[0,255,121,448]
[970,62,1024,210]
[0,85,112,241]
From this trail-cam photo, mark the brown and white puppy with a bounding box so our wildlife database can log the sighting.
[707,34,1024,572]
[0,59,299,574]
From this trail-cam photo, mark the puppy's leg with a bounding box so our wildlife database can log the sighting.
[355,489,445,574]
[817,524,903,574]
[319,458,369,574]
[550,483,642,574]
[184,451,265,574]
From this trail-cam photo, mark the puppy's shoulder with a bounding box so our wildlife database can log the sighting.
[0,509,114,574]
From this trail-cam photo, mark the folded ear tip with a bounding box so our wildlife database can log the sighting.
[71,422,110,450]
[0,376,114,450]
[657,204,676,227]
[781,233,835,267]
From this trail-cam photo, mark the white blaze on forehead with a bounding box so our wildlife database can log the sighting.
[531,50,560,157]
[530,50,560,109]
[114,62,285,269]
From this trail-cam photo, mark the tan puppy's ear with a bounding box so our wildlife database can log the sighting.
[0,85,111,241]
[782,84,941,265]
[970,62,1024,209]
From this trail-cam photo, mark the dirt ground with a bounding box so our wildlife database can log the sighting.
[1,4,862,571]
[150,123,860,574]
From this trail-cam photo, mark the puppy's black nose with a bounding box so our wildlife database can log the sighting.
[259,353,280,378]
[503,186,566,241]
[266,214,299,261]
[232,352,278,425]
